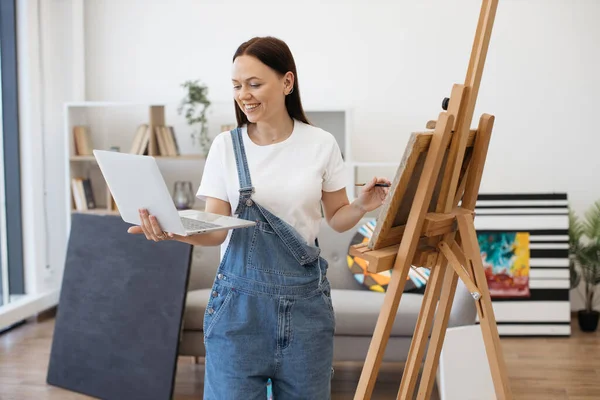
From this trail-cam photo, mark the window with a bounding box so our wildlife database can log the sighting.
[0,0,24,307]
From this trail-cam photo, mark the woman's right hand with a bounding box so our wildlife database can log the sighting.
[128,198,233,247]
[127,208,179,242]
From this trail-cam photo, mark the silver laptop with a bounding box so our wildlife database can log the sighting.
[93,150,255,236]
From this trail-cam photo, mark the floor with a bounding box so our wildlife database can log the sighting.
[0,313,598,400]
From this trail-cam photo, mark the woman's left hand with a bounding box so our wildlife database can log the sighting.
[354,176,392,213]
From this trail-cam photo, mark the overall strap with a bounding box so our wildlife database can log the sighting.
[230,128,254,198]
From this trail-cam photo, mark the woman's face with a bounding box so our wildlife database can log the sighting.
[232,55,293,124]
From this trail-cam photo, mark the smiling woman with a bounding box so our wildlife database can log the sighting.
[133,35,391,400]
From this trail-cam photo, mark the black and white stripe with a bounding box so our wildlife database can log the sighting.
[472,193,570,336]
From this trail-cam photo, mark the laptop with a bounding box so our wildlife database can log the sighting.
[93,150,256,236]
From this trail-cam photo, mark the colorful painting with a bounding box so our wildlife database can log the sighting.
[347,219,429,293]
[477,231,530,298]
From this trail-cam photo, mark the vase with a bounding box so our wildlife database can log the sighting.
[578,310,599,332]
[172,181,194,210]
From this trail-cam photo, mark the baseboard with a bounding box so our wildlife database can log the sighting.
[0,289,60,331]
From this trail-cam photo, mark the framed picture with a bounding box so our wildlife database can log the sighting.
[477,231,530,298]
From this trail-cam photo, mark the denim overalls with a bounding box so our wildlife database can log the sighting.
[202,128,335,400]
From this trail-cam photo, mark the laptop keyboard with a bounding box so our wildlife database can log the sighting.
[180,217,220,231]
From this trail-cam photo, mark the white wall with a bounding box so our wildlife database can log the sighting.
[15,0,600,315]
[83,0,600,216]
[82,0,600,312]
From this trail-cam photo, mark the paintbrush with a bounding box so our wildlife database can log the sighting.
[354,183,391,187]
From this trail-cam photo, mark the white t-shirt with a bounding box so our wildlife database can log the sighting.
[196,119,346,257]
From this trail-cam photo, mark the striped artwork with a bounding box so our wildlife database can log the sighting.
[473,193,570,336]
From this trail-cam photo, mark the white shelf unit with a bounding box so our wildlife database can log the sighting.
[64,101,206,234]
[64,102,358,234]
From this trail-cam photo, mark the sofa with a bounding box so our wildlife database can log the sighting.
[179,218,477,364]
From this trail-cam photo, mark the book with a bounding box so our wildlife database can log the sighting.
[81,178,96,209]
[73,126,93,155]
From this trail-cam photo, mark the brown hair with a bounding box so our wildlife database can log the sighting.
[232,36,310,127]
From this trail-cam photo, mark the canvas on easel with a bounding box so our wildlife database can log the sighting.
[350,1,513,399]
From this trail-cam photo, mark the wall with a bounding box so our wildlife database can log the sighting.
[84,0,600,215]
[14,0,600,315]
[82,0,600,311]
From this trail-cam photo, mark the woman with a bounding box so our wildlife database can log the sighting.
[129,36,390,399]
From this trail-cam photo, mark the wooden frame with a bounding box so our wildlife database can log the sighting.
[350,1,513,399]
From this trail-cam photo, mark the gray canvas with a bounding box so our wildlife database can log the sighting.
[47,213,193,400]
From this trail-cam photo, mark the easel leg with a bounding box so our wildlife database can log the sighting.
[415,254,460,400]
[456,213,513,399]
[354,260,414,399]
[398,254,447,399]
[396,253,447,399]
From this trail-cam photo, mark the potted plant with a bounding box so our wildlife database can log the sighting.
[177,79,211,156]
[569,200,600,332]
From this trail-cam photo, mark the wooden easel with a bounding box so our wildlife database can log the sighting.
[350,1,512,399]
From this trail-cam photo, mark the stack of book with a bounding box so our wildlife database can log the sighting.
[129,123,180,156]
[71,177,95,211]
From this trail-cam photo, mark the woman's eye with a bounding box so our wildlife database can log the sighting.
[233,86,241,90]
[250,84,261,88]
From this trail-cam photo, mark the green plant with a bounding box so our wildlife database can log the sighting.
[569,200,600,312]
[177,79,211,155]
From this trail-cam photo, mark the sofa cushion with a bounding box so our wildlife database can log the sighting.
[183,287,424,338]
[331,289,424,336]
